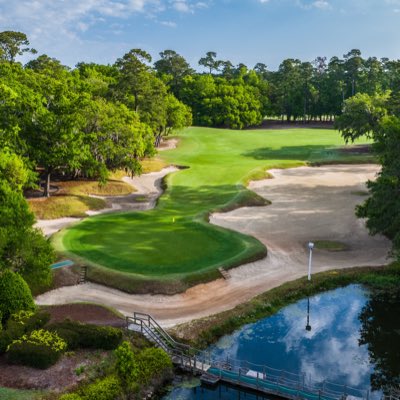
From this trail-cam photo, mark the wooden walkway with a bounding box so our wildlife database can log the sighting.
[126,312,369,400]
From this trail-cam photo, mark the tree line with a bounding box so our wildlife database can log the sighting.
[154,49,400,125]
[0,31,192,198]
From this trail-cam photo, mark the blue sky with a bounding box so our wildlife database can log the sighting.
[0,0,399,70]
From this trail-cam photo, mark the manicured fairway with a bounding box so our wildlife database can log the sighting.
[55,127,372,291]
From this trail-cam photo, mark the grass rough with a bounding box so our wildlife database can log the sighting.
[28,179,134,220]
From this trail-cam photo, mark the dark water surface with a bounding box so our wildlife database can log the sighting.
[163,285,400,400]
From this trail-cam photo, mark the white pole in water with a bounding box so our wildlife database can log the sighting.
[308,242,314,281]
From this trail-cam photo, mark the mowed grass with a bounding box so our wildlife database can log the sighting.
[0,387,42,400]
[56,127,373,290]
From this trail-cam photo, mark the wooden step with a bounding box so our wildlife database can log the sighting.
[218,267,230,280]
[79,266,87,284]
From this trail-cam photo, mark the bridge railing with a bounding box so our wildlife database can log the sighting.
[127,312,204,357]
[210,356,369,400]
[382,387,400,400]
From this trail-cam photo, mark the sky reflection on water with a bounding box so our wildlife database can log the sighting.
[163,285,389,400]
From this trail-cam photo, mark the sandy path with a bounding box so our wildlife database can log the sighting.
[34,166,178,236]
[36,164,392,327]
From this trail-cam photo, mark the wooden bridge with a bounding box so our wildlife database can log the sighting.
[126,312,370,400]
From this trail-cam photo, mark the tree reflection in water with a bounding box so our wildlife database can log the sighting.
[359,289,400,391]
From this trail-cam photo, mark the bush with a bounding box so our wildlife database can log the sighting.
[0,330,12,353]
[7,329,67,369]
[6,310,50,338]
[7,341,61,369]
[79,375,122,400]
[115,341,139,391]
[137,347,173,385]
[47,320,122,350]
[59,394,82,400]
[0,270,35,324]
[50,326,81,350]
[0,310,50,355]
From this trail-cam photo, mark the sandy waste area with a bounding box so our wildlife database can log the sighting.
[36,163,392,327]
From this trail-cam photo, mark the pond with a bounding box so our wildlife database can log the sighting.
[163,285,400,400]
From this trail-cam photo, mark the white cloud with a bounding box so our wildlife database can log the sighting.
[172,0,191,13]
[0,0,211,65]
[296,0,332,10]
[312,0,331,9]
[170,0,207,13]
[160,20,177,27]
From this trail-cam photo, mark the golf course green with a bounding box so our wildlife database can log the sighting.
[55,127,372,293]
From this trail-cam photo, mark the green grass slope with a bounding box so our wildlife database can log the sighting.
[55,127,373,293]
[0,387,42,400]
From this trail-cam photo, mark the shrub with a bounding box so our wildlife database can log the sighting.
[59,395,82,400]
[51,326,81,350]
[6,310,50,338]
[0,330,12,353]
[137,347,173,385]
[0,310,50,354]
[7,341,61,369]
[114,341,139,391]
[47,320,122,350]
[79,375,122,400]
[0,270,35,324]
[7,329,67,369]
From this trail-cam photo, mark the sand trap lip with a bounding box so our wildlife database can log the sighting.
[36,164,392,327]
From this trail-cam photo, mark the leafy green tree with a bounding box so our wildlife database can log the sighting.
[254,62,268,78]
[115,341,139,393]
[21,62,89,197]
[0,270,35,324]
[154,50,193,96]
[0,31,36,62]
[82,98,155,177]
[0,148,35,191]
[220,60,235,79]
[114,49,190,146]
[275,59,303,121]
[181,74,262,128]
[0,149,54,292]
[336,92,400,258]
[137,347,172,385]
[343,49,364,97]
[199,51,222,74]
[76,62,119,97]
[335,92,389,142]
[114,48,153,112]
[356,116,400,258]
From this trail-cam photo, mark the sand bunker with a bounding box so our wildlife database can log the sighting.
[36,164,391,327]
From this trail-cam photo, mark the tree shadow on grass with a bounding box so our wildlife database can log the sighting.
[242,145,344,162]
